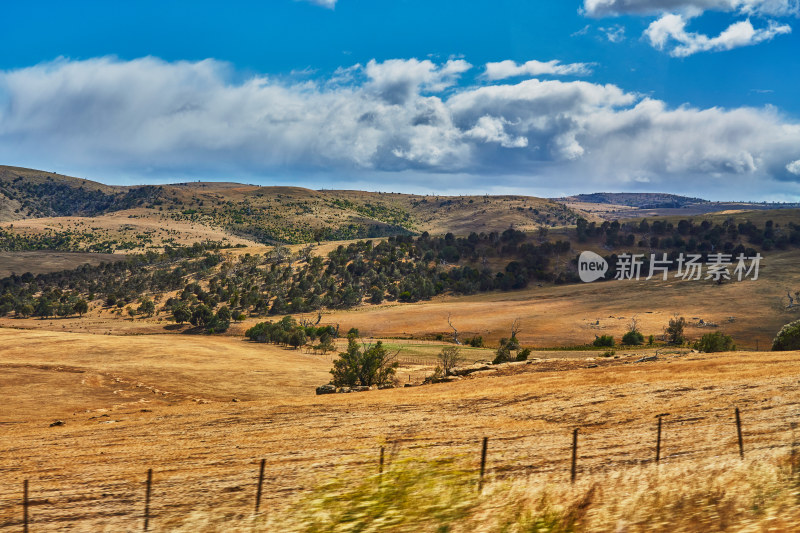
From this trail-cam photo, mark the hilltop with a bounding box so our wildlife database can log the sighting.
[0,165,578,250]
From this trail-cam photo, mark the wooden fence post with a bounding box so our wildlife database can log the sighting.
[255,459,266,515]
[144,469,153,532]
[656,415,663,464]
[478,437,488,492]
[735,408,744,459]
[571,429,579,484]
[23,480,29,533]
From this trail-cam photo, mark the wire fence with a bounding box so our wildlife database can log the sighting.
[2,403,799,531]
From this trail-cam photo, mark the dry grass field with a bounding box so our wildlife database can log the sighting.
[0,251,125,278]
[3,166,800,531]
[0,325,798,531]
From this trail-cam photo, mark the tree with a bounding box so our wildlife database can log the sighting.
[216,305,232,322]
[74,299,89,317]
[138,298,155,317]
[287,328,307,349]
[622,317,644,345]
[331,336,399,387]
[35,298,54,318]
[190,304,214,327]
[666,316,686,345]
[447,313,461,345]
[772,319,800,351]
[317,331,336,354]
[437,346,463,376]
[173,303,192,324]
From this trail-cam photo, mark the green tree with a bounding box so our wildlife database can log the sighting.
[666,316,686,345]
[190,304,214,327]
[173,303,192,324]
[73,299,89,317]
[331,336,398,387]
[772,319,800,351]
[138,298,155,317]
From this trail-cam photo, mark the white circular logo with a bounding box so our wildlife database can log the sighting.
[578,251,608,283]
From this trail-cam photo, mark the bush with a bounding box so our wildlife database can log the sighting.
[437,346,463,376]
[693,331,735,352]
[331,336,398,387]
[666,316,686,345]
[467,336,483,347]
[622,330,644,345]
[493,345,512,364]
[516,347,531,361]
[593,335,614,347]
[772,319,800,351]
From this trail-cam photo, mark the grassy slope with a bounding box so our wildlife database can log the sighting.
[0,165,581,248]
[0,327,798,530]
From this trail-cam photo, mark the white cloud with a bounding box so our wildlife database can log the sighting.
[365,58,471,104]
[299,0,337,8]
[583,0,800,17]
[1,56,800,197]
[483,60,594,80]
[584,0,796,55]
[601,24,627,42]
[645,14,791,55]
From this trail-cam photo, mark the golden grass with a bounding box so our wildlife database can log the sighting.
[0,327,798,531]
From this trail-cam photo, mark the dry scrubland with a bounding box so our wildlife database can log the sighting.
[5,247,797,352]
[0,251,125,278]
[0,327,799,531]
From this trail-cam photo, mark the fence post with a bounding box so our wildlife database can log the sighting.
[23,479,28,533]
[735,407,744,459]
[144,469,153,532]
[656,415,663,464]
[379,446,385,475]
[255,459,266,515]
[478,437,488,492]
[571,428,579,484]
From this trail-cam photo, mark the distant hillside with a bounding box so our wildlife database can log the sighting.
[0,165,581,248]
[562,192,707,209]
[0,166,166,221]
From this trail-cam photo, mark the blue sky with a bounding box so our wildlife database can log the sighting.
[1,0,800,200]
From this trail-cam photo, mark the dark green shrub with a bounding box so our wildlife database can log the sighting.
[693,331,735,352]
[772,319,800,351]
[622,330,644,345]
[593,335,614,347]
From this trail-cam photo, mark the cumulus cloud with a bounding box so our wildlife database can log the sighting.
[1,56,800,197]
[483,60,594,80]
[583,0,800,17]
[584,0,796,55]
[645,14,791,55]
[365,58,471,104]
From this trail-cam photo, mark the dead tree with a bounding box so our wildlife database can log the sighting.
[788,291,798,309]
[448,313,461,345]
[510,318,522,340]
